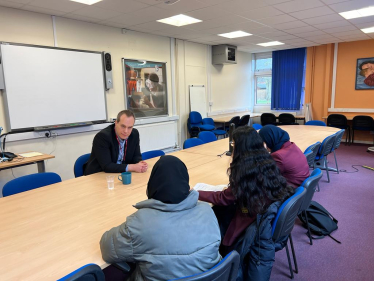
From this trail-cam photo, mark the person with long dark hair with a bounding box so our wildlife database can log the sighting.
[198,126,294,252]
[100,155,221,281]
[258,125,310,187]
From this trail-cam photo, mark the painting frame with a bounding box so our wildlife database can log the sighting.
[355,57,374,90]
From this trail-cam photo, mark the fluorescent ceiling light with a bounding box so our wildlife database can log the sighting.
[361,26,374,33]
[218,31,252,38]
[339,6,374,19]
[157,14,202,27]
[70,0,102,4]
[257,41,284,47]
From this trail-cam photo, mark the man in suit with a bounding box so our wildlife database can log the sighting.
[84,110,148,175]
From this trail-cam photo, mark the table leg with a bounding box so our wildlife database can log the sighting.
[37,161,46,173]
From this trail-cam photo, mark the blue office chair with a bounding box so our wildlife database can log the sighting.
[198,131,217,144]
[183,138,204,149]
[169,250,240,281]
[74,153,91,178]
[305,120,326,126]
[202,118,227,138]
[2,172,62,197]
[272,186,306,279]
[57,263,104,281]
[314,134,336,183]
[351,115,374,145]
[252,124,263,130]
[304,142,321,169]
[299,169,323,245]
[279,113,298,125]
[327,114,350,144]
[331,129,345,174]
[142,150,165,160]
[188,112,215,133]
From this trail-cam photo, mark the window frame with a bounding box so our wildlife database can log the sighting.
[254,52,272,106]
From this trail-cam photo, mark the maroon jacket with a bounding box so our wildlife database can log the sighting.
[199,187,256,247]
[271,141,310,187]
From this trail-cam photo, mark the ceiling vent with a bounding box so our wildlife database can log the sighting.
[212,45,237,65]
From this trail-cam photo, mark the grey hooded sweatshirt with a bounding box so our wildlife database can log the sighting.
[100,190,222,281]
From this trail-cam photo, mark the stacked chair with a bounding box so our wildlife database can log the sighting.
[187,111,215,138]
[202,118,228,139]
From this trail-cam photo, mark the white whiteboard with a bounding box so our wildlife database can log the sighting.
[189,85,207,118]
[1,44,107,131]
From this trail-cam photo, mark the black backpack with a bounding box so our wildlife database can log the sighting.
[298,201,341,244]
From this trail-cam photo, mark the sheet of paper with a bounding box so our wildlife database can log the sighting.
[18,152,43,158]
[193,183,227,192]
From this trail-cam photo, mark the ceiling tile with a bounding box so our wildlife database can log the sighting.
[296,30,327,37]
[262,34,299,40]
[285,25,318,34]
[238,6,284,20]
[197,0,232,5]
[128,21,169,32]
[336,33,370,39]
[354,22,374,29]
[136,0,163,5]
[63,13,102,23]
[264,0,292,4]
[313,20,351,29]
[227,21,270,32]
[197,35,225,41]
[343,36,371,42]
[201,26,240,35]
[303,13,344,25]
[274,20,309,30]
[282,38,312,44]
[329,0,374,13]
[133,6,176,21]
[348,15,374,25]
[154,0,210,13]
[95,0,149,13]
[320,0,352,4]
[186,15,249,30]
[274,0,325,13]
[185,6,227,20]
[71,6,123,20]
[27,0,85,13]
[0,0,24,8]
[324,25,357,34]
[216,0,268,14]
[3,0,32,4]
[100,21,130,29]
[256,14,297,26]
[247,26,276,35]
[289,6,335,20]
[21,5,67,16]
[109,13,150,26]
[307,34,339,40]
[333,29,365,37]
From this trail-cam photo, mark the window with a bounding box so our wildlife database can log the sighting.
[123,59,168,118]
[254,53,272,105]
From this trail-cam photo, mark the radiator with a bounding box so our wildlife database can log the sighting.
[136,121,177,152]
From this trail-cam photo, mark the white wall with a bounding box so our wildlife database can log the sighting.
[0,6,253,192]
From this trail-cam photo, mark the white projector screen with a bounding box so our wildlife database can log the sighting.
[1,44,107,131]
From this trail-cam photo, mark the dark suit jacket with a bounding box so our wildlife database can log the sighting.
[84,124,142,175]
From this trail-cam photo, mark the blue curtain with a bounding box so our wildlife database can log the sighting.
[271,48,306,110]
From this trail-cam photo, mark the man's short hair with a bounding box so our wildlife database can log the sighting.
[359,60,374,70]
[117,110,135,122]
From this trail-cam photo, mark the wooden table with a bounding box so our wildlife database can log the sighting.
[0,153,55,173]
[0,125,339,280]
[212,113,306,126]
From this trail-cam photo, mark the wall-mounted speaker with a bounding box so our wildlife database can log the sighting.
[103,52,113,90]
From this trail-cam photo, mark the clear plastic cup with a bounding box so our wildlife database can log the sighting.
[106,175,114,190]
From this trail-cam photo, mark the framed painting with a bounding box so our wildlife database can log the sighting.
[356,58,374,90]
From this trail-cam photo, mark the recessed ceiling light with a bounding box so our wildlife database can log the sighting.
[218,31,252,39]
[257,41,284,47]
[361,26,374,33]
[339,6,374,19]
[70,0,102,4]
[157,14,202,27]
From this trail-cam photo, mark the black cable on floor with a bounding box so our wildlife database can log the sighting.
[339,165,363,173]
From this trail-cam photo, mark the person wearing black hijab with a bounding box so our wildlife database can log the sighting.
[100,155,221,281]
[259,125,309,187]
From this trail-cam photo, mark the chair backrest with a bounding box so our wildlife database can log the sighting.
[169,250,240,281]
[299,169,322,214]
[252,124,263,130]
[304,142,321,166]
[333,129,345,150]
[202,117,215,127]
[141,150,165,160]
[238,115,250,127]
[57,264,104,281]
[183,138,204,149]
[278,113,296,124]
[198,131,217,143]
[189,111,203,125]
[272,186,306,239]
[261,113,277,126]
[228,116,240,127]
[327,114,347,128]
[317,134,336,157]
[74,153,91,178]
[305,120,326,126]
[352,115,374,130]
[187,118,200,138]
[304,150,313,167]
[3,172,62,197]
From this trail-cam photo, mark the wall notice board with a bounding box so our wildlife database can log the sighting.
[189,85,207,118]
[0,43,107,132]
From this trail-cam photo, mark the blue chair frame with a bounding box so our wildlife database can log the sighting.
[252,124,263,130]
[74,153,91,178]
[198,131,217,144]
[183,138,204,149]
[2,172,62,197]
[57,263,105,281]
[202,118,227,138]
[305,120,326,126]
[142,150,165,160]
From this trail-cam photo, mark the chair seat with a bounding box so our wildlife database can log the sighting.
[212,129,227,135]
[353,126,372,131]
[197,124,215,131]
